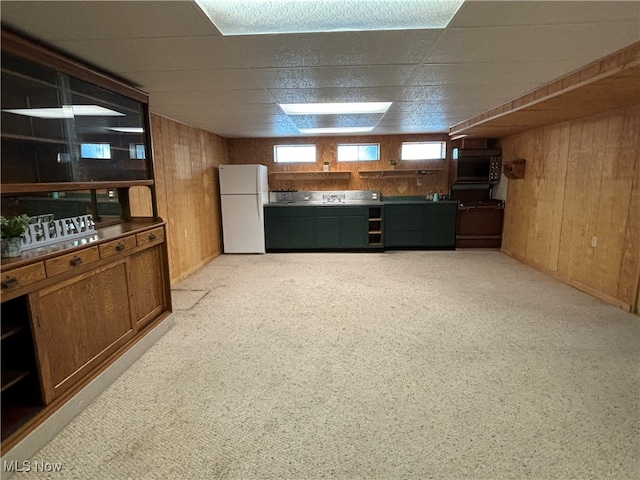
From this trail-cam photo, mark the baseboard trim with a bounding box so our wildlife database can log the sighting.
[501,248,633,312]
[0,314,175,476]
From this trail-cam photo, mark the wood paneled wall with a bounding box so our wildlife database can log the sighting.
[131,114,228,284]
[228,134,450,196]
[501,105,640,312]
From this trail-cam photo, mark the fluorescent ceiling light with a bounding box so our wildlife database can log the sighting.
[195,0,465,35]
[106,127,144,133]
[281,102,392,115]
[3,105,125,119]
[299,127,375,134]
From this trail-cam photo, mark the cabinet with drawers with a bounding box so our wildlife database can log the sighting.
[0,30,171,452]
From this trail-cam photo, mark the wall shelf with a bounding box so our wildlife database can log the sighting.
[358,169,443,179]
[269,171,350,181]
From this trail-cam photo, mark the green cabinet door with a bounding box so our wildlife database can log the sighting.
[340,214,368,248]
[423,203,457,248]
[316,215,341,248]
[384,204,425,247]
[264,206,315,249]
[316,206,369,249]
[264,213,290,249]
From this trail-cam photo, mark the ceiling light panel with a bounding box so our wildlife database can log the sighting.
[195,1,464,36]
[280,102,392,115]
[299,127,375,135]
[287,113,385,130]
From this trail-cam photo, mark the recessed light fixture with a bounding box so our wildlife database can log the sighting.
[194,0,465,36]
[106,127,144,133]
[3,105,125,119]
[299,127,375,135]
[281,102,392,115]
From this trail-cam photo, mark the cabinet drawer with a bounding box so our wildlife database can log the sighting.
[1,262,46,291]
[99,235,137,259]
[136,227,164,247]
[45,246,100,277]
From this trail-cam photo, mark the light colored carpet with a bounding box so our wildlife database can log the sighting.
[12,251,640,479]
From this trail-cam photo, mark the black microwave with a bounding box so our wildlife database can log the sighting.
[453,148,502,184]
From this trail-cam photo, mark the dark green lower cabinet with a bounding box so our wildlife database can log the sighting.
[265,206,368,250]
[384,204,424,247]
[385,202,457,249]
[264,206,315,250]
[424,203,457,247]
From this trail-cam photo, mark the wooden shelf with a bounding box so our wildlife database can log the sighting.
[358,168,443,179]
[1,324,24,341]
[1,180,154,194]
[1,371,30,393]
[269,171,350,181]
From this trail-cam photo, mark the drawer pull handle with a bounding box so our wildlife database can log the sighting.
[1,277,18,289]
[149,233,157,240]
[70,256,83,267]
[116,243,126,251]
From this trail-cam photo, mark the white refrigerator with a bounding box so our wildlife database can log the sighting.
[219,164,269,254]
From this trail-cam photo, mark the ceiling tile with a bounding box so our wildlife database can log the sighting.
[56,37,243,73]
[397,84,540,102]
[225,29,442,68]
[268,87,402,104]
[252,65,417,89]
[122,70,265,93]
[149,90,274,107]
[450,0,640,27]
[407,61,581,86]
[425,23,640,64]
[0,0,219,40]
[288,114,384,129]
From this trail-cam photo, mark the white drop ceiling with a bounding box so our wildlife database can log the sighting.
[1,0,639,138]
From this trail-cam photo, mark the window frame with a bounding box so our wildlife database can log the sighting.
[336,143,380,162]
[400,141,447,161]
[273,144,317,163]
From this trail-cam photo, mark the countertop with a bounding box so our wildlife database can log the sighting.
[266,197,458,207]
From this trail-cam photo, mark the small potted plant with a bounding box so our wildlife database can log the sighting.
[389,159,399,169]
[322,161,330,172]
[1,214,31,258]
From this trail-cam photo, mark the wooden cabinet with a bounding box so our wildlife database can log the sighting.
[129,245,168,330]
[32,260,134,403]
[0,30,170,452]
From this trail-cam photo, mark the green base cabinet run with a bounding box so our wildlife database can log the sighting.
[384,202,457,249]
[265,205,369,250]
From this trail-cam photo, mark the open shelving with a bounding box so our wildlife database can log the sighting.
[269,171,350,181]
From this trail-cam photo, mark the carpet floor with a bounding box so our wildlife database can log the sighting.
[11,251,640,479]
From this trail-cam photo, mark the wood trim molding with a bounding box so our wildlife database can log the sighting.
[451,41,640,137]
[501,247,634,312]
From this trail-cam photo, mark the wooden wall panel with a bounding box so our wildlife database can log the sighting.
[228,134,450,197]
[132,114,227,284]
[501,105,640,311]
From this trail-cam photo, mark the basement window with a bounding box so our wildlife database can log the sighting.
[274,144,316,163]
[337,143,380,162]
[401,141,446,160]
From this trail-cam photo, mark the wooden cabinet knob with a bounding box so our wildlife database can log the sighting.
[1,277,18,289]
[69,256,83,267]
